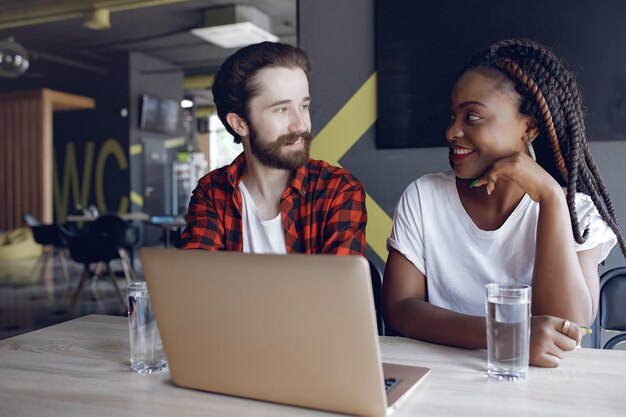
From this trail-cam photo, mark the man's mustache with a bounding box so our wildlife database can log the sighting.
[276,131,313,145]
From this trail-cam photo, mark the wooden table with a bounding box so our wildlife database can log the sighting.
[0,315,624,416]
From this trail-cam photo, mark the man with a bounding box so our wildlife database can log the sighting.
[180,42,367,255]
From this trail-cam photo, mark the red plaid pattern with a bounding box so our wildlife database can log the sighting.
[181,153,367,255]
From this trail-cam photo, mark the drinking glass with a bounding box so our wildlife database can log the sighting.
[128,281,167,373]
[485,283,531,381]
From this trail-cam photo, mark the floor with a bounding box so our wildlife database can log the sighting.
[0,251,141,340]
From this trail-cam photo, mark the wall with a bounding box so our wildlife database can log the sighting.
[299,0,626,273]
[299,0,449,269]
[0,54,132,224]
[52,54,130,223]
[128,52,185,245]
[0,51,185,241]
[0,91,45,229]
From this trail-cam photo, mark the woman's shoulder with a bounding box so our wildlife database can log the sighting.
[569,191,618,256]
[568,190,600,217]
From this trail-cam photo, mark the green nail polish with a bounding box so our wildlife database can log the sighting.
[470,179,478,188]
[581,326,592,335]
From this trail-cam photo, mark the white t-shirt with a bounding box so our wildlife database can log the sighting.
[388,171,617,316]
[239,181,287,254]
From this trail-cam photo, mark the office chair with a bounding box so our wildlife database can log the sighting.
[368,259,385,336]
[591,267,626,349]
[22,213,71,289]
[59,225,128,315]
[89,213,139,282]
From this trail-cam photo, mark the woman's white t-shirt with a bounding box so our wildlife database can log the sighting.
[388,171,617,316]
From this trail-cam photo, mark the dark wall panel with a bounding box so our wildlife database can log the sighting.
[376,0,626,148]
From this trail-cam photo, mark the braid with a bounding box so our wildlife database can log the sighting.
[467,39,626,258]
[495,59,569,181]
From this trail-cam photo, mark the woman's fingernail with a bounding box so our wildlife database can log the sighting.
[470,179,478,188]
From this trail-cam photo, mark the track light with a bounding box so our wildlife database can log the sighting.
[0,37,29,78]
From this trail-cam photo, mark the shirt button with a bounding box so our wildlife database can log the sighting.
[300,190,306,196]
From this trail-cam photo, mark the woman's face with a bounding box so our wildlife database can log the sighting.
[446,69,533,179]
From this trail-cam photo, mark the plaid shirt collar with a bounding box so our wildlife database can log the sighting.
[225,152,309,196]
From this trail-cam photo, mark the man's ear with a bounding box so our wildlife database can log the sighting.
[226,113,249,137]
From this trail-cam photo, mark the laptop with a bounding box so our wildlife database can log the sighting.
[140,248,429,417]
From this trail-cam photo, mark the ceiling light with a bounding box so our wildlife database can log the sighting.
[0,37,29,78]
[83,8,111,30]
[191,5,279,49]
[181,99,194,108]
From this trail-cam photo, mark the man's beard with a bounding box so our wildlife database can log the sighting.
[248,126,313,170]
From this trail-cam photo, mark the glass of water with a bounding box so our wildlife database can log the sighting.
[128,281,168,374]
[485,283,531,381]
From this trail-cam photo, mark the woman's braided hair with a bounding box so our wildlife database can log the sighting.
[466,38,626,257]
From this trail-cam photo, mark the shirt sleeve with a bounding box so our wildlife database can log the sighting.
[180,181,226,251]
[387,182,426,275]
[321,180,367,256]
[574,192,617,262]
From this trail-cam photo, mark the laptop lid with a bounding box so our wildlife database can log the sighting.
[140,248,428,417]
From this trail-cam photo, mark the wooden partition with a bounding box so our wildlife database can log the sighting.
[0,89,94,231]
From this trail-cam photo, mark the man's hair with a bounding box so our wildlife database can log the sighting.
[212,41,311,144]
[466,38,625,257]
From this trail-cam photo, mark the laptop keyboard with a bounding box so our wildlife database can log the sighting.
[384,377,401,392]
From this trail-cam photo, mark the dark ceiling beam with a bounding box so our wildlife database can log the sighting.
[30,49,108,74]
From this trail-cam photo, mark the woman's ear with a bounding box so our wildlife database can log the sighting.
[525,117,540,143]
[226,113,249,137]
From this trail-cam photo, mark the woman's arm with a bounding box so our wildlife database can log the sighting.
[474,152,601,325]
[382,248,487,349]
[532,190,601,325]
[382,247,583,367]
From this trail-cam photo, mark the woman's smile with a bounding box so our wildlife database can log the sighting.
[450,146,476,163]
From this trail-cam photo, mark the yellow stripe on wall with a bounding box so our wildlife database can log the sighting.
[184,74,214,90]
[130,191,143,207]
[312,73,377,163]
[195,106,216,118]
[164,137,186,149]
[311,73,391,260]
[130,144,142,155]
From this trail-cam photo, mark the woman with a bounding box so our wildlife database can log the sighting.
[382,39,625,368]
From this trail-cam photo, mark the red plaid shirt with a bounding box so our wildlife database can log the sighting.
[181,153,367,255]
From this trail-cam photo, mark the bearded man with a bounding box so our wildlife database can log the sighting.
[181,42,367,255]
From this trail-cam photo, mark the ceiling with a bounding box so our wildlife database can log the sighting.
[0,0,297,81]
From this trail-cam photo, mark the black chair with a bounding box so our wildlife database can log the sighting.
[22,213,71,287]
[89,213,139,282]
[368,259,385,336]
[591,267,626,349]
[59,225,129,315]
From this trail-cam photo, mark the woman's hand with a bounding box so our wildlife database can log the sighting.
[472,152,561,202]
[530,315,582,367]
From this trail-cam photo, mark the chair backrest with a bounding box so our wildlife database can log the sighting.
[22,213,41,227]
[22,213,65,247]
[368,259,384,336]
[600,267,626,331]
[58,224,119,265]
[90,214,138,248]
[591,267,626,349]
